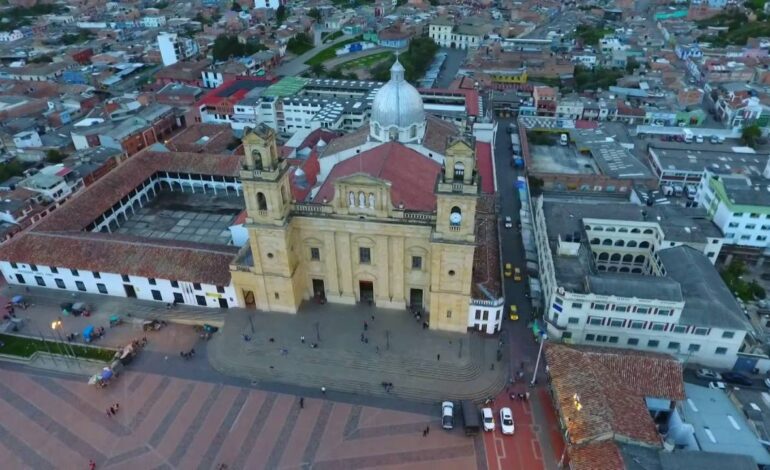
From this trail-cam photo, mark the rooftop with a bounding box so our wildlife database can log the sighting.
[649,144,769,176]
[716,174,770,207]
[261,76,308,98]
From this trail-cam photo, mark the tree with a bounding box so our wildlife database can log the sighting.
[742,124,762,148]
[276,5,288,24]
[211,34,266,61]
[308,7,322,22]
[625,58,640,74]
[310,63,326,77]
[231,1,242,12]
[287,33,313,54]
[46,149,67,164]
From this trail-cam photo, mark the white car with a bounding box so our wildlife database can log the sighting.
[709,381,726,390]
[441,401,454,430]
[764,378,770,389]
[504,216,513,229]
[696,368,722,381]
[500,407,515,435]
[482,407,495,432]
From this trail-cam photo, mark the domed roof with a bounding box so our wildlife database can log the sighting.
[370,60,425,131]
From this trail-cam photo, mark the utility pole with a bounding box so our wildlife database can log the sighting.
[530,331,547,387]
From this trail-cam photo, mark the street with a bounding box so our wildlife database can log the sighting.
[434,47,466,89]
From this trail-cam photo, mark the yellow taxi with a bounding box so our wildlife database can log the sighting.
[509,304,519,320]
[504,263,512,277]
[513,267,522,282]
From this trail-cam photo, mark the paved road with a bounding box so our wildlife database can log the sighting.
[276,35,360,77]
[0,366,482,470]
[434,47,467,89]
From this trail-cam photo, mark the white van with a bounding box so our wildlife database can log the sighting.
[686,186,697,199]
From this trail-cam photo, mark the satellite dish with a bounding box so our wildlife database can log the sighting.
[450,212,462,224]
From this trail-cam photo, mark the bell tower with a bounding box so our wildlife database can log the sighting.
[434,136,478,243]
[241,124,291,226]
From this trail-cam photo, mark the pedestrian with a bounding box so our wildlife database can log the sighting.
[422,429,426,437]
[375,345,380,354]
[364,336,369,344]
[525,392,530,401]
[106,408,112,418]
[300,335,305,343]
[190,348,195,356]
[426,425,430,435]
[299,397,304,409]
[364,321,368,331]
[371,314,375,321]
[89,459,96,470]
[113,403,120,412]
[437,353,440,361]
[360,332,365,342]
[321,386,326,395]
[109,406,116,416]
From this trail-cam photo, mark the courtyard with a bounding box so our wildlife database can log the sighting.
[528,144,598,175]
[114,190,243,245]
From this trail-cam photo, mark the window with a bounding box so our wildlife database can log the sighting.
[741,235,751,240]
[668,342,680,350]
[631,321,645,329]
[728,222,739,228]
[608,336,619,344]
[647,340,659,348]
[14,274,25,284]
[475,310,481,320]
[93,271,100,279]
[746,224,756,230]
[693,327,708,336]
[595,335,608,343]
[715,347,727,355]
[614,306,627,313]
[193,283,202,290]
[651,323,665,331]
[636,307,649,314]
[568,317,580,324]
[359,247,371,264]
[758,236,768,242]
[171,280,179,288]
[310,247,320,261]
[54,278,65,289]
[585,334,595,341]
[657,309,671,316]
[217,286,225,294]
[10,262,17,269]
[75,281,86,291]
[411,256,422,270]
[122,275,130,282]
[688,344,701,352]
[609,319,624,327]
[722,331,735,339]
[151,290,163,301]
[625,338,639,346]
[97,283,108,294]
[35,276,45,287]
[762,225,770,230]
[30,264,37,272]
[562,331,572,340]
[735,213,744,217]
[592,303,607,311]
[673,326,687,334]
[571,302,582,309]
[50,267,58,274]
[750,213,760,218]
[446,310,452,318]
[196,295,207,306]
[589,317,603,325]
[71,269,79,276]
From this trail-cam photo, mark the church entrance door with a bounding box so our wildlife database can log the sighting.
[359,281,374,305]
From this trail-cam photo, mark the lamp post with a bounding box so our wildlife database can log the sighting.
[530,331,547,387]
[51,320,76,365]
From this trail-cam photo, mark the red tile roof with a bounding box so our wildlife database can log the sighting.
[0,150,243,286]
[545,343,684,447]
[475,142,494,194]
[313,142,441,211]
[568,441,625,470]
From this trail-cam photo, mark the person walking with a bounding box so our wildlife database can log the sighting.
[299,397,304,409]
[89,459,96,470]
[360,332,365,343]
[437,353,440,361]
[106,408,112,418]
[321,386,326,395]
[109,406,116,416]
[426,425,430,435]
[364,321,368,331]
[300,335,305,344]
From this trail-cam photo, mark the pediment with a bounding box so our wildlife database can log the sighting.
[336,173,391,188]
[445,137,474,157]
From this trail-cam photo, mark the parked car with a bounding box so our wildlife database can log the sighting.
[695,368,722,381]
[442,401,454,430]
[500,407,515,435]
[482,407,495,431]
[708,381,726,390]
[513,267,522,282]
[504,263,512,277]
[722,372,753,386]
[504,216,513,229]
[509,305,519,321]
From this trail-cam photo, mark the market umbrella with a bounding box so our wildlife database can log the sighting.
[101,369,113,380]
[11,295,23,303]
[88,374,101,385]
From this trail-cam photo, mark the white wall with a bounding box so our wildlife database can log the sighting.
[0,261,238,309]
[468,301,504,334]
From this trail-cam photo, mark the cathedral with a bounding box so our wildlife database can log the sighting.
[230,60,482,333]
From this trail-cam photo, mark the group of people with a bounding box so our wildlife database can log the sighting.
[510,392,530,401]
[105,402,120,417]
[180,348,196,360]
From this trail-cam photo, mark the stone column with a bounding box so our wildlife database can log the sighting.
[334,231,355,302]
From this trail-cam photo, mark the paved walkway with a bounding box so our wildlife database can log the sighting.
[324,47,404,70]
[277,35,359,76]
[209,304,508,403]
[0,366,482,469]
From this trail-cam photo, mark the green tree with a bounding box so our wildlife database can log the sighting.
[287,33,313,54]
[276,5,288,25]
[625,57,640,74]
[29,55,53,64]
[308,7,322,21]
[742,123,763,148]
[0,161,26,183]
[46,149,67,164]
[211,34,266,61]
[310,63,326,77]
[231,1,242,11]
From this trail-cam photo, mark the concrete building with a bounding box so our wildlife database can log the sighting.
[534,195,753,369]
[157,32,199,67]
[254,0,280,8]
[428,17,485,50]
[230,62,500,333]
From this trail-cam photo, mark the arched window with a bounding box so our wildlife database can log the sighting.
[634,255,646,263]
[627,240,637,248]
[618,228,628,233]
[614,239,624,247]
[610,253,621,262]
[631,268,643,274]
[630,228,641,233]
[598,265,607,271]
[454,162,465,182]
[605,227,616,232]
[619,267,630,273]
[256,192,267,211]
[643,229,654,234]
[594,227,604,232]
[622,254,633,263]
[608,266,618,272]
[251,149,263,170]
[590,238,600,245]
[602,239,612,246]
[584,225,592,231]
[598,252,609,261]
[450,206,462,226]
[639,241,650,248]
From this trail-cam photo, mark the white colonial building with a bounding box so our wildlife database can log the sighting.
[533,195,753,369]
[428,18,485,50]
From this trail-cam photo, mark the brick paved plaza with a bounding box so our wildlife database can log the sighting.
[0,366,482,470]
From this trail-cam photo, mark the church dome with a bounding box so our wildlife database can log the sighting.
[369,60,426,143]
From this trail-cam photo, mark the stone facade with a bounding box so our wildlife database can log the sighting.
[230,125,479,332]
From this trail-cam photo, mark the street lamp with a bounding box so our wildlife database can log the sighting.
[530,330,548,387]
[51,319,77,364]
